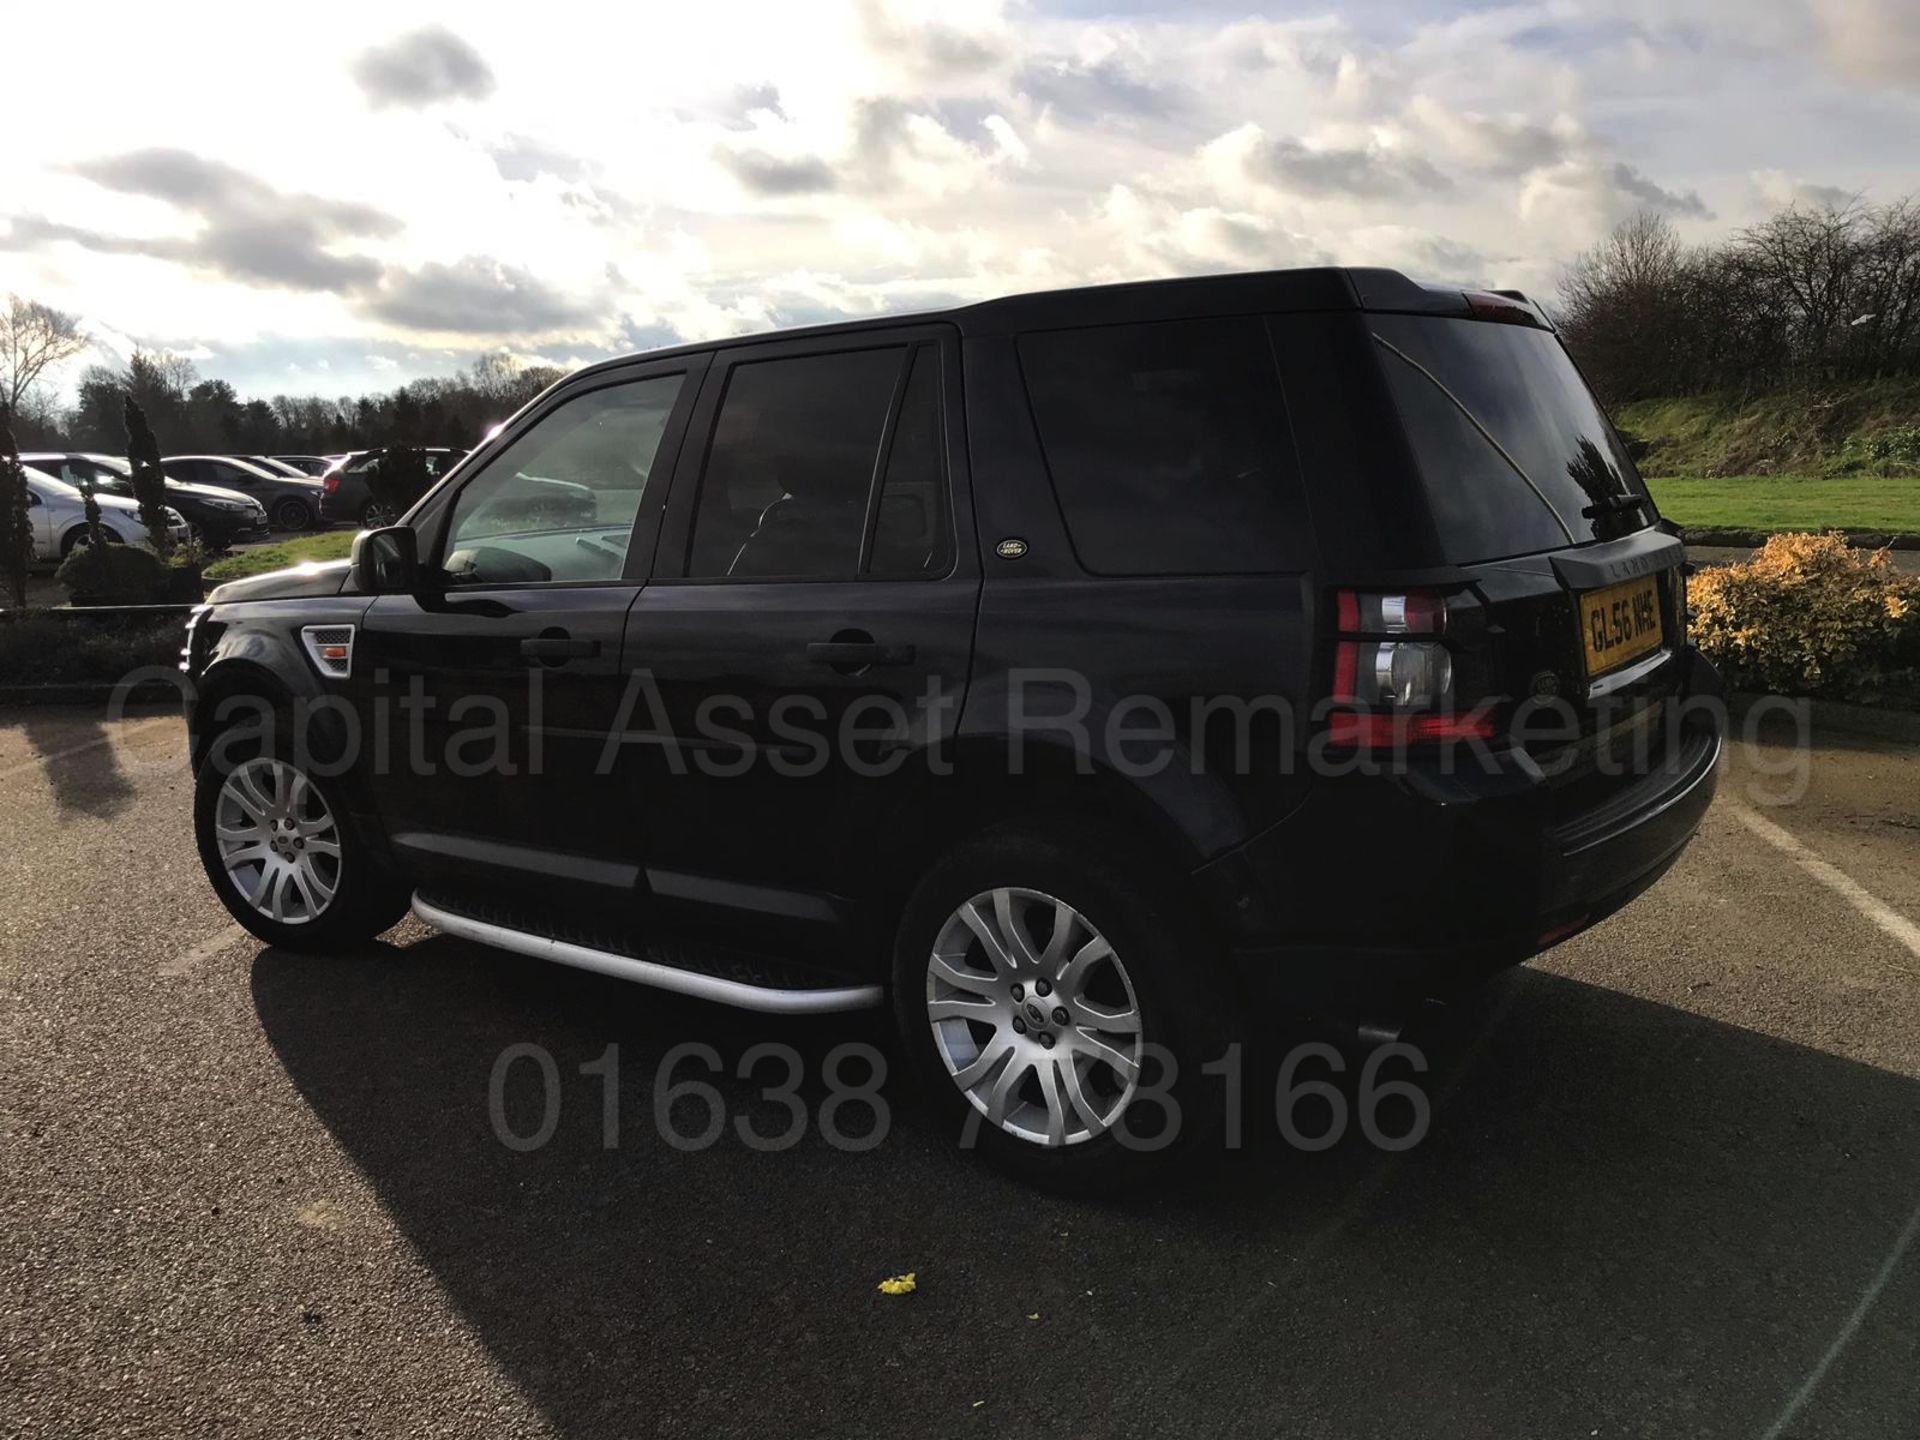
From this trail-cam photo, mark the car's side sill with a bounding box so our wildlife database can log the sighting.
[411,894,885,1015]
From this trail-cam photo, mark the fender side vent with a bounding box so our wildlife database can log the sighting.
[299,624,355,678]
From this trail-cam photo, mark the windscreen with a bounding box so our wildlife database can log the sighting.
[1370,314,1655,563]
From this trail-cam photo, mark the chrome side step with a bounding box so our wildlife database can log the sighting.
[411,894,885,1015]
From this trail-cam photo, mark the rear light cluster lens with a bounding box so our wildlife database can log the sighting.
[322,473,340,495]
[1328,588,1494,745]
[1335,590,1445,635]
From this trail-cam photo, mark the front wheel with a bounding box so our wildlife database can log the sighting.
[891,827,1232,1191]
[194,732,410,951]
[60,524,123,557]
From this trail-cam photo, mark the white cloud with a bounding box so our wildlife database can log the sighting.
[0,0,1912,401]
[1816,0,1920,90]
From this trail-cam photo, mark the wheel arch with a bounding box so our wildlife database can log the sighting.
[188,658,299,772]
[861,734,1236,952]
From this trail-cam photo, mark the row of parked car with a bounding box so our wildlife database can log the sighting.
[15,447,467,559]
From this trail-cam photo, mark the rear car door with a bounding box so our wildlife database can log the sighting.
[618,328,978,941]
[355,356,706,910]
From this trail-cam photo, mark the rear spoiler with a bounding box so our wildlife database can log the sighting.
[1346,268,1554,331]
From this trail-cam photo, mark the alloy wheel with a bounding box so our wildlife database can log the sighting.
[925,887,1144,1146]
[213,757,341,925]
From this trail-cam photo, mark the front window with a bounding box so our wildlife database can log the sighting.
[439,373,686,587]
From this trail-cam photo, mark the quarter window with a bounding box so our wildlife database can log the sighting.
[688,347,904,579]
[1019,317,1307,575]
[440,373,685,587]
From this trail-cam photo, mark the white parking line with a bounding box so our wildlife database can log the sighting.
[1729,803,1920,968]
[157,923,249,978]
[0,717,176,783]
[1759,1192,1920,1440]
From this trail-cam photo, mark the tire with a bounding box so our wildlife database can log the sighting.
[272,498,313,531]
[362,498,399,529]
[193,714,411,951]
[890,823,1234,1192]
[60,524,123,557]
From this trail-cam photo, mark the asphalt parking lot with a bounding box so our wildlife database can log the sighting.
[4,705,1918,1438]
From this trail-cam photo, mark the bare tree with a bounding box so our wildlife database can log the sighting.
[0,295,88,417]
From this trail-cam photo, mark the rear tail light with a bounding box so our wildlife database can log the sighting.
[1327,588,1495,746]
[322,473,340,495]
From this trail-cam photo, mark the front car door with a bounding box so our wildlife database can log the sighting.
[355,355,707,913]
[618,328,979,952]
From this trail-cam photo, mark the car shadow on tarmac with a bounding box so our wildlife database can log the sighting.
[253,937,1920,1440]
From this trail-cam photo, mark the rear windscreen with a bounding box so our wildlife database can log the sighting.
[1019,317,1309,575]
[1369,315,1654,563]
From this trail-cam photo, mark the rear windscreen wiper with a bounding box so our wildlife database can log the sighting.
[1580,493,1649,519]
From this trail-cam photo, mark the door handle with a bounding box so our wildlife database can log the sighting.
[521,635,600,660]
[807,639,915,668]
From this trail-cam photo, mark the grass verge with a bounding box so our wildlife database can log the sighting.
[1644,474,1920,535]
[202,531,356,582]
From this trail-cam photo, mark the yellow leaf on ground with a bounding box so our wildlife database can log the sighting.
[877,1272,917,1295]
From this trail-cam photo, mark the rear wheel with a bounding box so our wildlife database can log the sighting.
[362,497,399,528]
[272,497,313,531]
[194,724,410,951]
[891,826,1232,1191]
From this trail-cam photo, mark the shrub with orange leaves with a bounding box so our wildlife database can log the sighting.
[1686,531,1920,697]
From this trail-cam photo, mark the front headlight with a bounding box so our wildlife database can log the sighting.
[206,498,247,511]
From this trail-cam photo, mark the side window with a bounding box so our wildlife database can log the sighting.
[868,345,951,577]
[688,347,903,579]
[1019,317,1308,575]
[440,372,685,588]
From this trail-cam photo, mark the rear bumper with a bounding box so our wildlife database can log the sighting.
[318,482,364,523]
[1197,654,1724,1012]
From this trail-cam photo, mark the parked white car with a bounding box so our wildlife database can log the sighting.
[22,465,189,561]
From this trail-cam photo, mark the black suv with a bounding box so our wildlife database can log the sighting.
[182,268,1722,1187]
[318,446,466,527]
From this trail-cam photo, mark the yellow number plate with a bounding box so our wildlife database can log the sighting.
[1579,575,1665,677]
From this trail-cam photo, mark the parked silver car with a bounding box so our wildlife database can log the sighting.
[21,466,188,560]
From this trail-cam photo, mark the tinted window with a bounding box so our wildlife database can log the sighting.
[689,347,903,578]
[441,373,685,587]
[868,346,950,577]
[1370,315,1654,563]
[1019,318,1307,576]
[213,458,277,482]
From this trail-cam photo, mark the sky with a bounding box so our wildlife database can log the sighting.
[3,0,1918,404]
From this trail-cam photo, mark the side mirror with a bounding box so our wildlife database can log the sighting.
[349,525,421,594]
